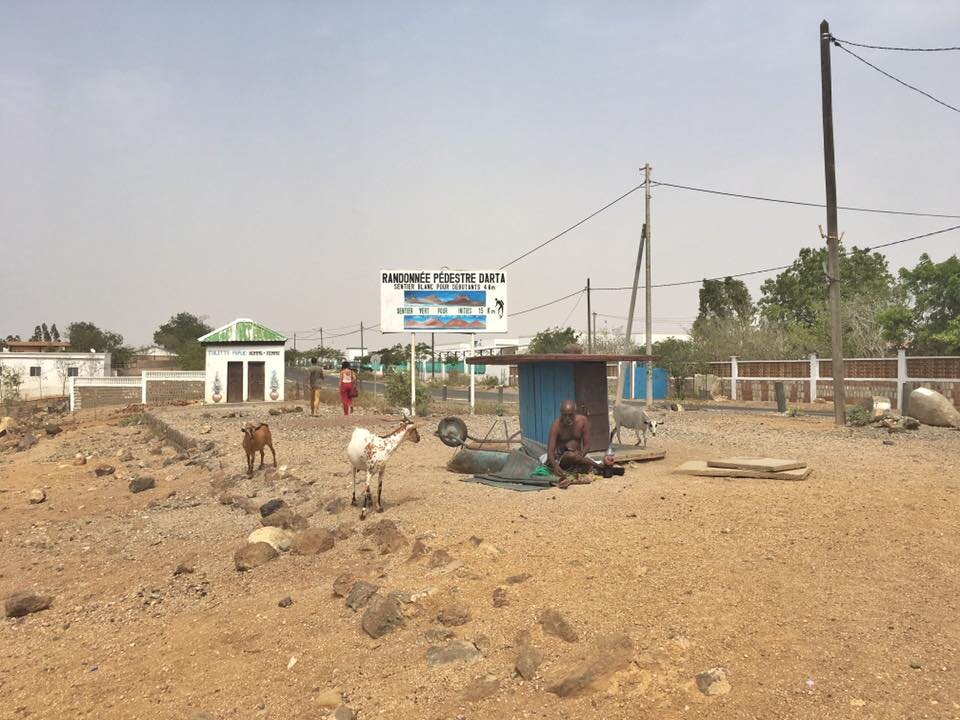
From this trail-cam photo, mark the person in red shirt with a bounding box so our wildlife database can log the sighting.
[338,361,358,415]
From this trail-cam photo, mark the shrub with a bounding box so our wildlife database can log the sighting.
[385,370,431,416]
[846,405,873,427]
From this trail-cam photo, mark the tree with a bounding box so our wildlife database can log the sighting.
[882,253,960,353]
[696,277,753,323]
[153,312,212,372]
[41,323,51,342]
[31,325,42,341]
[591,327,641,354]
[66,321,132,366]
[652,337,703,399]
[758,245,894,325]
[50,324,60,341]
[527,327,581,354]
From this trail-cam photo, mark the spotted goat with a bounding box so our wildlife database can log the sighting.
[346,414,421,519]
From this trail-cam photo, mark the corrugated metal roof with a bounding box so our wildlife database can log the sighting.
[199,318,286,344]
[467,354,658,365]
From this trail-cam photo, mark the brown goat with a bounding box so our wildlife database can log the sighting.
[241,422,277,476]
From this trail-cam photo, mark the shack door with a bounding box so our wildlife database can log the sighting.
[574,362,610,452]
[247,362,265,401]
[227,362,243,403]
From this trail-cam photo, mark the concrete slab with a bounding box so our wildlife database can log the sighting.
[674,460,810,481]
[707,457,805,472]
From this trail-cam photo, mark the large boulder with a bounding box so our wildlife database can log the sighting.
[5,591,53,618]
[909,387,960,428]
[247,527,294,552]
[234,542,278,571]
[291,528,335,555]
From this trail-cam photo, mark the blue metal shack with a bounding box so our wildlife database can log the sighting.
[467,354,658,452]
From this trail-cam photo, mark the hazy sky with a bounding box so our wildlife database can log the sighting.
[2,1,958,351]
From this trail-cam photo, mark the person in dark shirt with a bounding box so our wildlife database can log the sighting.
[308,357,324,416]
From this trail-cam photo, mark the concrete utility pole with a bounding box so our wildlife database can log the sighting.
[586,278,592,352]
[644,163,653,408]
[820,19,846,425]
[360,322,365,362]
[615,218,646,406]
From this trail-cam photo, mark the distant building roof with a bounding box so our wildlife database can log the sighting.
[135,346,178,357]
[4,340,72,353]
[199,318,286,344]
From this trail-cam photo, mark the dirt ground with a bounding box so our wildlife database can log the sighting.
[1,400,959,720]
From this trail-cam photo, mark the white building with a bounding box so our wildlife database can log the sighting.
[199,319,286,404]
[0,349,111,401]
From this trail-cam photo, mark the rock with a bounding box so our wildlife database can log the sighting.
[94,464,115,477]
[278,595,293,608]
[248,527,294,552]
[0,416,16,436]
[259,498,287,517]
[291,528,334,555]
[17,433,37,451]
[325,496,348,514]
[462,674,499,701]
[505,573,531,584]
[909,660,922,670]
[28,488,46,504]
[72,453,87,466]
[315,688,342,708]
[268,408,282,416]
[128,476,156,493]
[908,387,960,428]
[45,423,62,436]
[424,627,456,643]
[695,666,731,696]
[361,594,404,638]
[887,426,907,434]
[333,706,356,720]
[234,542,278,571]
[5,591,53,618]
[363,519,408,554]
[117,448,134,462]
[492,587,509,608]
[218,492,256,513]
[515,644,543,681]
[437,603,471,627]
[345,581,380,611]
[429,549,455,568]
[539,608,578,642]
[408,538,429,561]
[172,561,195,576]
[426,639,481,666]
[333,522,354,540]
[882,439,895,446]
[262,507,309,531]
[148,443,163,455]
[901,416,921,430]
[547,634,634,698]
[199,424,212,435]
[333,574,354,597]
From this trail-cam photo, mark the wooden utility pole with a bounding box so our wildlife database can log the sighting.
[643,163,653,407]
[616,219,646,406]
[586,278,592,352]
[319,328,324,353]
[360,322,365,362]
[820,19,846,425]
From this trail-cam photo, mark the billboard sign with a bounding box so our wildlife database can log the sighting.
[380,270,508,333]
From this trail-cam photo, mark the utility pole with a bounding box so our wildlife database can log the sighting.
[592,312,598,345]
[360,322,365,363]
[820,19,846,425]
[644,163,653,407]
[293,332,297,352]
[431,332,436,382]
[586,278,592,353]
[616,220,646,406]
[320,328,324,353]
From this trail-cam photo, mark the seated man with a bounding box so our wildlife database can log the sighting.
[546,400,598,488]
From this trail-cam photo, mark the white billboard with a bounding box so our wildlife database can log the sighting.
[380,269,508,333]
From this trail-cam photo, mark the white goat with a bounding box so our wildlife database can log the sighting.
[609,404,663,448]
[346,415,421,519]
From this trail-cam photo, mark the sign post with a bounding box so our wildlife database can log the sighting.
[410,333,416,416]
[469,334,476,415]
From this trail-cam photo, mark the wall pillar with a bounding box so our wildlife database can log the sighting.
[730,356,739,401]
[896,348,907,411]
[809,353,818,402]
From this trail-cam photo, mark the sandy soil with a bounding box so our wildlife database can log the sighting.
[1,401,959,720]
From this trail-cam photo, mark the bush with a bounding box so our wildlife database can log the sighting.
[478,376,501,387]
[385,370,431,416]
[846,405,873,427]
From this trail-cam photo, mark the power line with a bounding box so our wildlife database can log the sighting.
[512,289,585,318]
[832,38,960,114]
[499,184,645,270]
[864,223,960,251]
[832,37,960,52]
[559,291,584,327]
[656,181,960,218]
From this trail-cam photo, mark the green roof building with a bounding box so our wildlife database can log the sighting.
[199,318,287,404]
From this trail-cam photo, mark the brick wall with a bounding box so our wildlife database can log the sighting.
[145,380,204,405]
[75,386,141,410]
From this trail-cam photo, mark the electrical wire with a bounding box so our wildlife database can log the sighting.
[863,223,960,251]
[512,289,585,318]
[559,291,584,327]
[655,181,960,218]
[832,37,960,52]
[499,184,646,270]
[832,38,960,114]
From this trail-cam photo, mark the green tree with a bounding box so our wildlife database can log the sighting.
[50,324,61,341]
[66,321,132,366]
[527,327,581,354]
[883,253,960,353]
[652,337,704,399]
[153,312,212,371]
[696,277,753,322]
[31,325,42,341]
[758,246,894,325]
[41,323,51,342]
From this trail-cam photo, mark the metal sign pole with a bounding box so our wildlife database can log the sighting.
[410,332,416,416]
[469,334,476,415]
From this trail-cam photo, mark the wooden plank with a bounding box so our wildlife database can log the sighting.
[589,446,666,463]
[674,460,810,481]
[707,457,806,472]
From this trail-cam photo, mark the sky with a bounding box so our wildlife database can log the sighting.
[2,1,958,352]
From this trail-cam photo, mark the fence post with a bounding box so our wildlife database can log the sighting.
[809,353,818,402]
[69,377,75,412]
[774,381,787,412]
[896,349,907,411]
[730,356,738,401]
[631,360,637,400]
[141,371,147,405]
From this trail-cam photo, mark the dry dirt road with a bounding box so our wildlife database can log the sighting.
[1,402,958,720]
